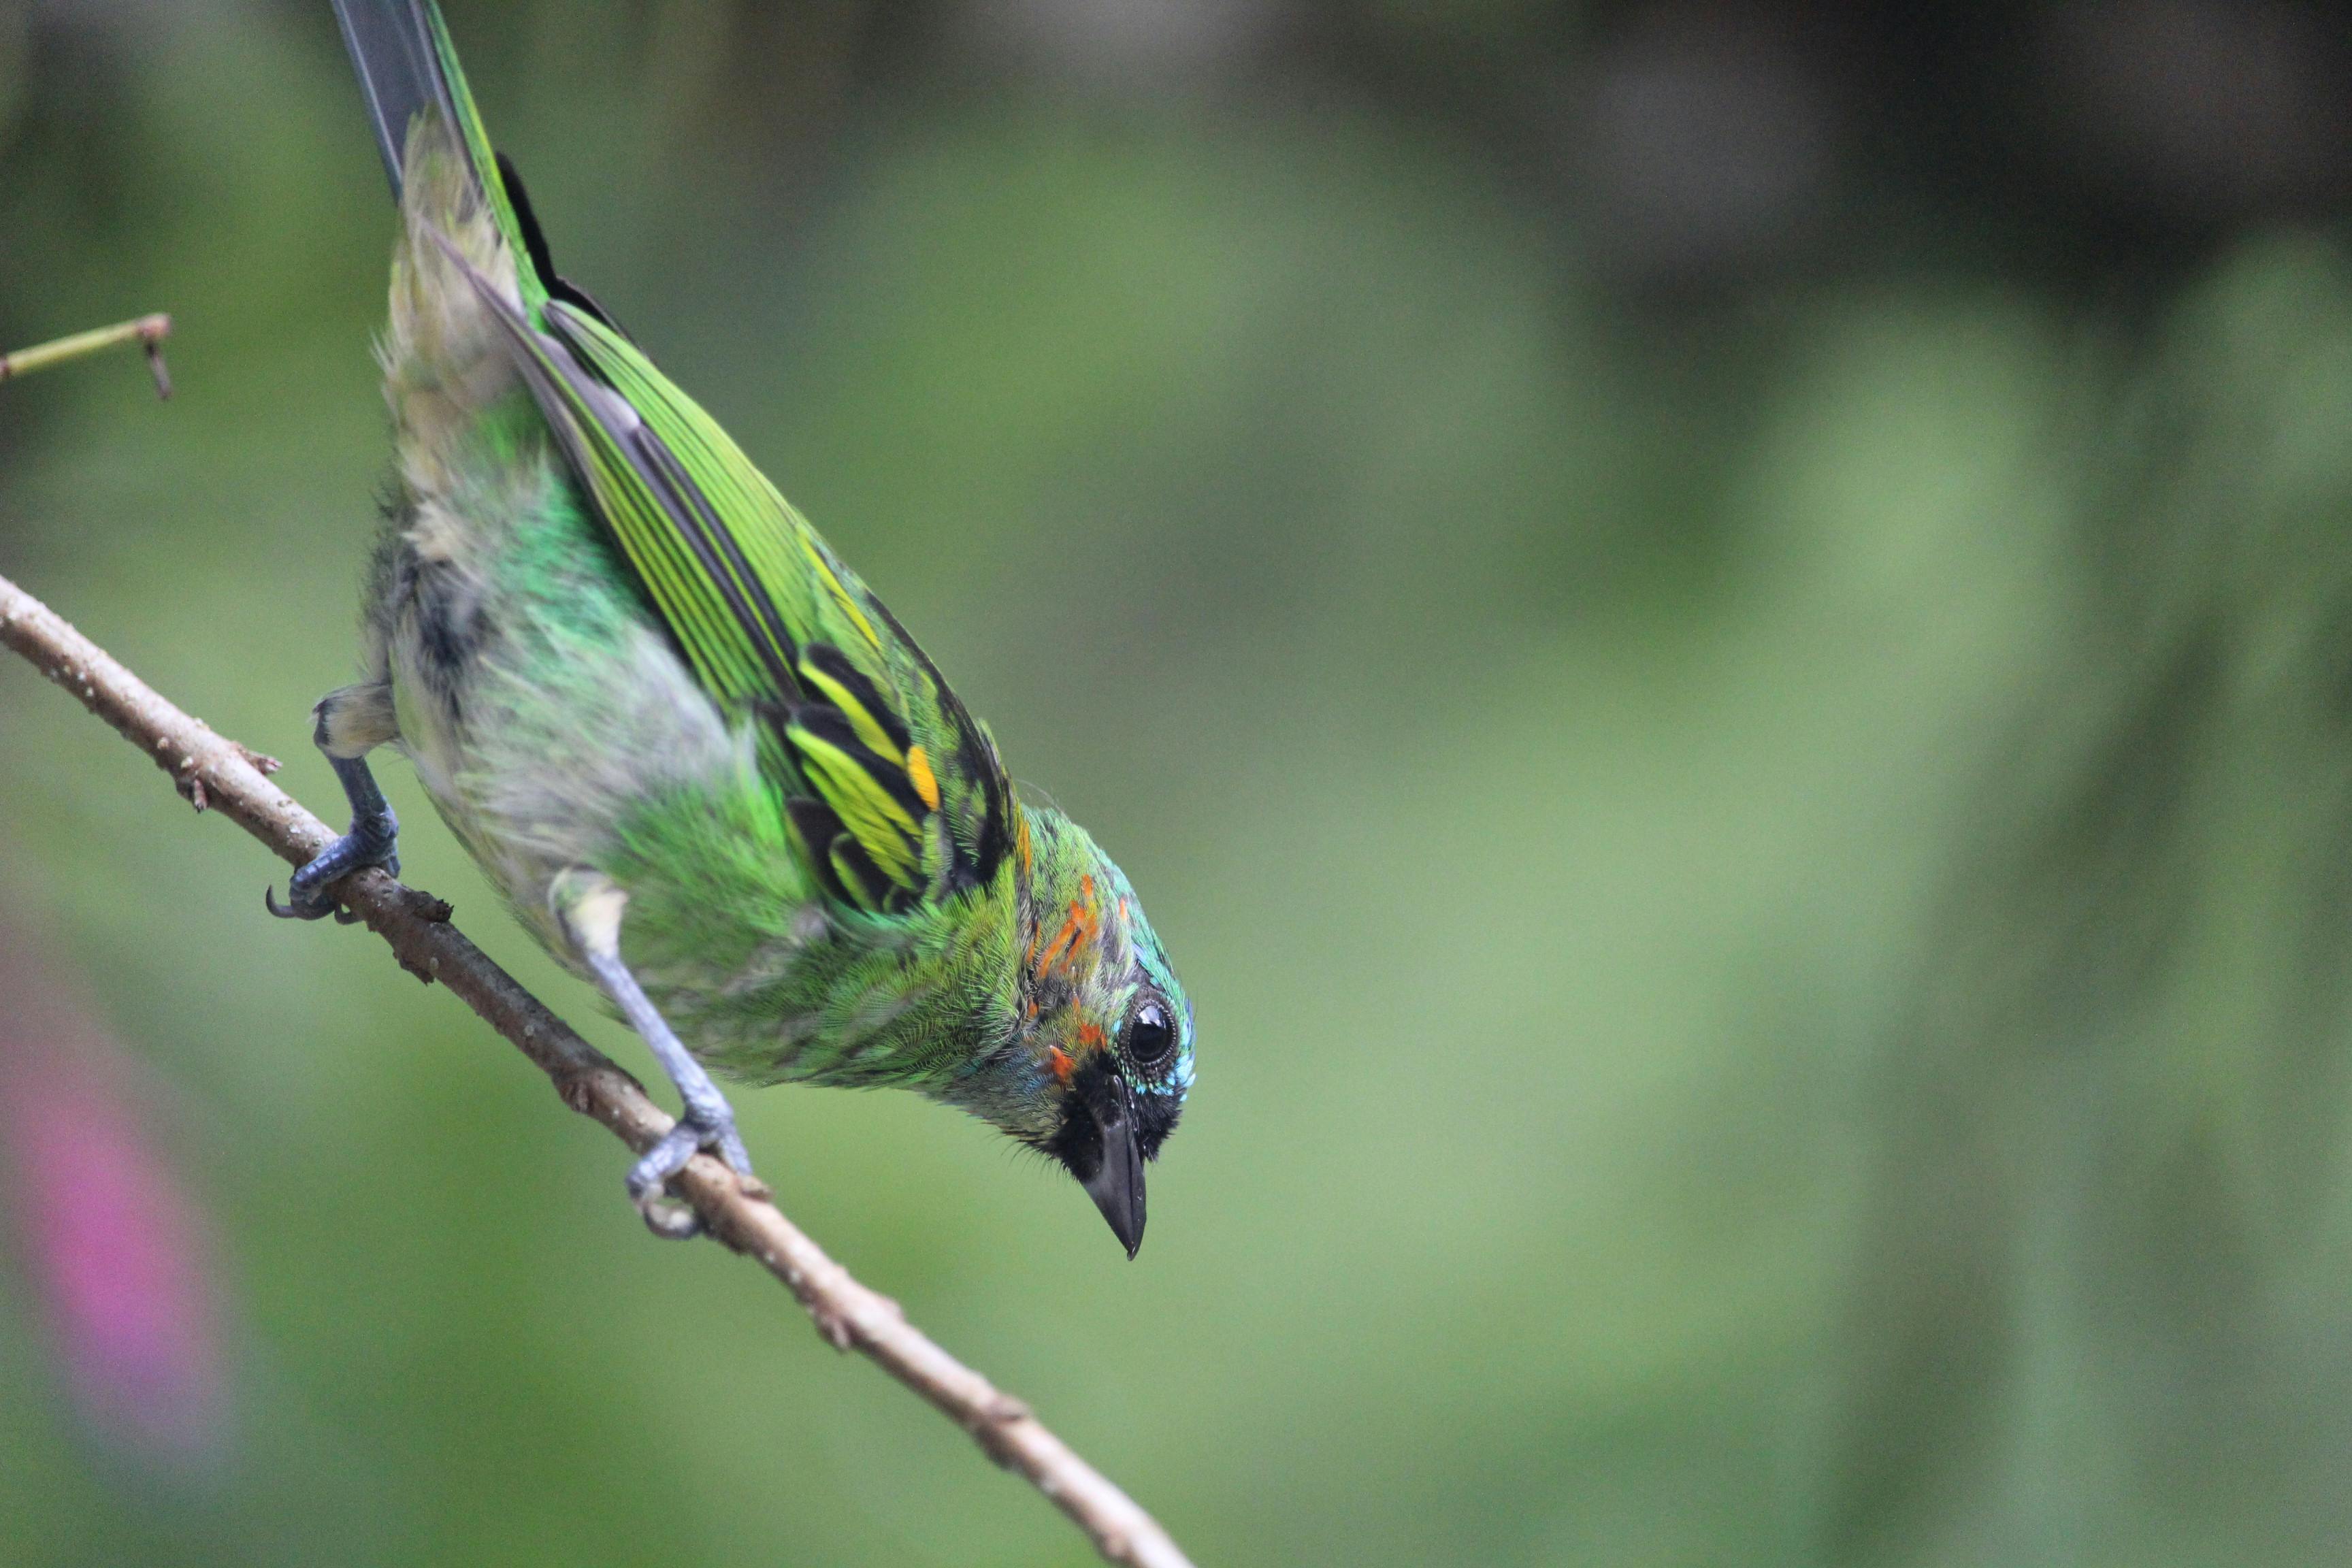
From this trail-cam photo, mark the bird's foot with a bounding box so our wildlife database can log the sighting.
[265,817,400,924]
[561,868,757,1242]
[267,751,399,923]
[627,1094,754,1241]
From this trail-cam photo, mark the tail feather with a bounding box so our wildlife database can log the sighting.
[331,0,459,198]
[332,0,542,310]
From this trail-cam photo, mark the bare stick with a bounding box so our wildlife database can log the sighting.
[0,570,1192,1568]
[1,314,174,398]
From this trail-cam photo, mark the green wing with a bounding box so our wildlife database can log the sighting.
[440,240,1016,916]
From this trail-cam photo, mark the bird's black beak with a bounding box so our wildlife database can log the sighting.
[1079,1080,1147,1259]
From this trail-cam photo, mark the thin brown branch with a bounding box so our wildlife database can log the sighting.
[0,570,1192,1568]
[1,314,174,398]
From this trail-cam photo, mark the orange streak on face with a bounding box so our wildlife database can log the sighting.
[1032,875,1108,978]
[1075,1022,1106,1049]
[1037,904,1085,972]
[1049,1047,1075,1085]
[906,745,941,811]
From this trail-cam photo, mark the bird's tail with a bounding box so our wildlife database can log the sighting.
[330,0,538,307]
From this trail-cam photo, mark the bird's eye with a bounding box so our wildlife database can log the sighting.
[1124,998,1178,1073]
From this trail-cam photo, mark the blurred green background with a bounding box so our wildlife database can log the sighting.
[8,1,2352,1563]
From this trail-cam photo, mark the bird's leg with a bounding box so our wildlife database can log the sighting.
[557,870,755,1239]
[269,683,402,924]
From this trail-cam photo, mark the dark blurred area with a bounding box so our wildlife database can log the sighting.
[6,1,2352,1564]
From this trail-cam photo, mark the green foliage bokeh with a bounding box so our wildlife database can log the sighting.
[5,5,2352,1565]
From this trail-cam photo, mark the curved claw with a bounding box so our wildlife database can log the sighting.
[265,884,335,921]
[634,1191,704,1240]
[625,1111,754,1241]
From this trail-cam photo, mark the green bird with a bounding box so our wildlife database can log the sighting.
[280,0,1193,1253]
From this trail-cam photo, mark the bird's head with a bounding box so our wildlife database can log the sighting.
[1004,805,1192,1258]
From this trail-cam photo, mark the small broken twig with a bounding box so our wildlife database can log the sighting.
[1,314,174,399]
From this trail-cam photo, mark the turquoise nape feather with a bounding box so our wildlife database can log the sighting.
[287,0,1193,1254]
